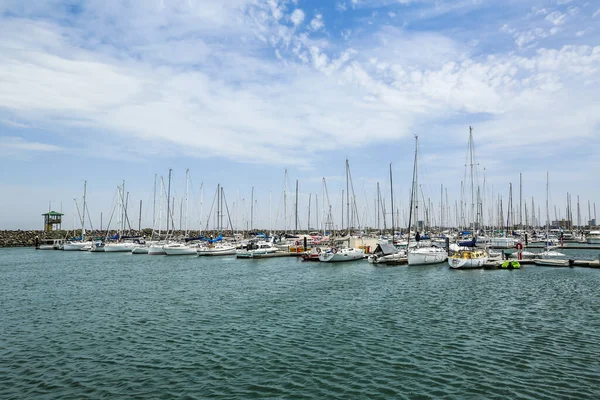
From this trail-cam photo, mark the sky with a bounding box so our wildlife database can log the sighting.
[0,0,599,231]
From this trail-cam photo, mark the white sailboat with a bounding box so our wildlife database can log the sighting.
[318,247,365,262]
[197,243,237,256]
[406,135,448,266]
[63,181,93,251]
[448,127,488,269]
[535,172,567,265]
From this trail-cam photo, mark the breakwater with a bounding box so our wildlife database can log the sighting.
[0,229,314,248]
[0,230,204,248]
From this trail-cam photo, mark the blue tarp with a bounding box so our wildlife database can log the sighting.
[459,238,477,247]
[70,236,82,241]
[208,234,223,243]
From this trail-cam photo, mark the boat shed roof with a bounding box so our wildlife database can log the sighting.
[42,211,64,216]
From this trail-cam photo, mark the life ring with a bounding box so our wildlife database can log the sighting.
[296,240,300,246]
[515,242,523,251]
[332,248,338,254]
[316,247,321,253]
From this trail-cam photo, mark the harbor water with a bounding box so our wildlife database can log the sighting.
[1,247,600,399]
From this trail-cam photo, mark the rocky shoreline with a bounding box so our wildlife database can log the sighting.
[0,229,321,248]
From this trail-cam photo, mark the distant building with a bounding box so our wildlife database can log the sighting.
[42,211,64,231]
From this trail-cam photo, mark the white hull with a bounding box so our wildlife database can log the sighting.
[148,245,166,255]
[63,241,92,251]
[407,247,447,265]
[448,256,488,269]
[104,243,136,252]
[131,246,149,254]
[319,248,365,262]
[534,259,570,267]
[368,253,407,264]
[198,246,237,256]
[38,244,55,250]
[164,245,197,255]
[587,238,600,244]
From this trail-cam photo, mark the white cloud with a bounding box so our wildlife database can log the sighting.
[593,9,600,18]
[310,14,324,31]
[336,2,347,12]
[290,9,305,26]
[545,10,567,25]
[0,136,63,152]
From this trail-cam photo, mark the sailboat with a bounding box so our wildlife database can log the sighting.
[535,172,568,266]
[448,127,488,269]
[407,135,448,266]
[104,181,138,252]
[63,181,93,251]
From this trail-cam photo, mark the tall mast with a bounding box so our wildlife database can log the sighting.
[166,169,172,233]
[469,126,475,229]
[346,159,350,232]
[138,200,142,232]
[308,193,312,231]
[377,182,380,231]
[414,135,419,233]
[315,194,318,232]
[519,172,523,228]
[407,135,418,248]
[250,186,254,232]
[390,163,395,238]
[440,185,444,230]
[153,174,157,230]
[184,169,189,235]
[284,169,288,233]
[82,180,87,240]
[295,179,299,232]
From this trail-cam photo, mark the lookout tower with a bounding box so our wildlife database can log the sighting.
[43,211,64,231]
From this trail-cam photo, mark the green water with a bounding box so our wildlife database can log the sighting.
[1,248,600,399]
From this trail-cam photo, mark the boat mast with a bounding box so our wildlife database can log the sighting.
[82,180,87,240]
[185,168,189,236]
[519,172,523,228]
[166,169,172,234]
[346,159,350,232]
[407,135,418,248]
[390,163,395,239]
[284,169,288,233]
[250,186,254,232]
[546,172,550,246]
[469,126,475,231]
[295,179,299,232]
[308,193,312,231]
[153,174,157,230]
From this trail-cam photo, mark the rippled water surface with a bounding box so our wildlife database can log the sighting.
[2,248,600,399]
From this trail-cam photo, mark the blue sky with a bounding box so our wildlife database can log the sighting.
[0,0,599,230]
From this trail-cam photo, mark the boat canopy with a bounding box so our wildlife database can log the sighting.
[374,242,397,256]
[458,238,477,247]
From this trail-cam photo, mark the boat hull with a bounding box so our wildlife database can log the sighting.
[148,245,166,255]
[448,256,488,269]
[104,244,136,252]
[63,242,92,251]
[319,249,365,262]
[407,248,447,265]
[164,246,197,256]
[132,246,149,254]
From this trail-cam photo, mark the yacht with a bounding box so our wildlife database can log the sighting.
[197,243,237,256]
[318,247,365,262]
[587,230,600,244]
[408,246,448,266]
[163,242,198,256]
